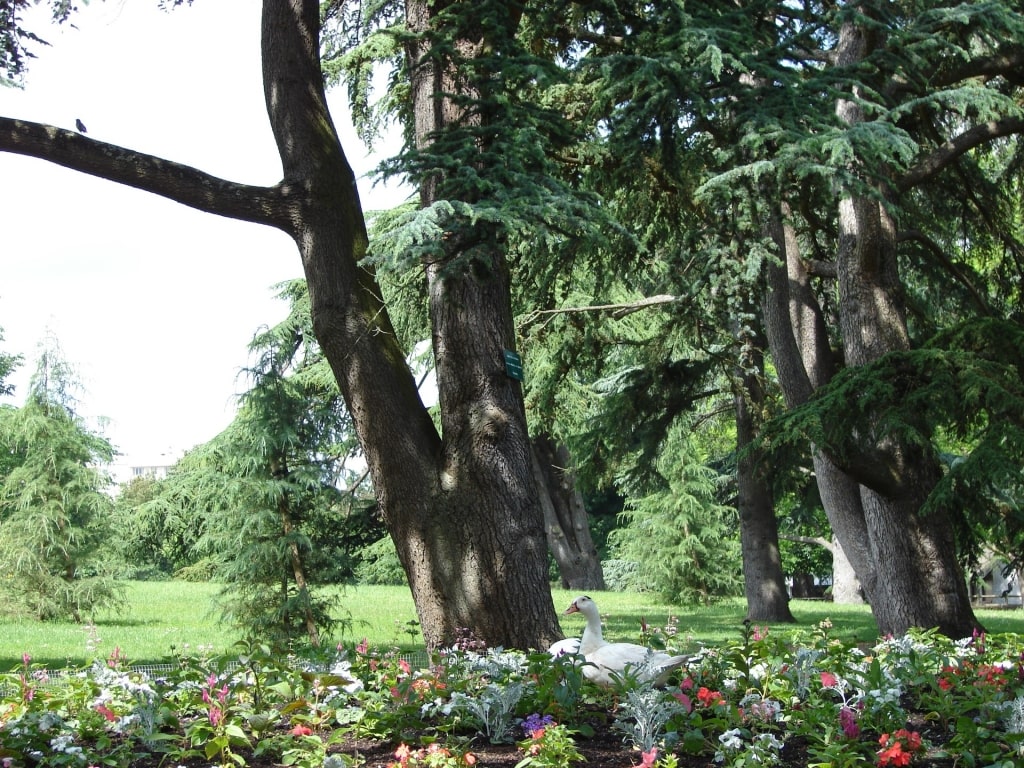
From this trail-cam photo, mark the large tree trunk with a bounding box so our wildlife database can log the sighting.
[260,0,562,653]
[762,173,976,636]
[393,0,562,651]
[761,200,882,610]
[531,434,605,591]
[820,20,979,637]
[733,323,795,623]
[834,186,978,636]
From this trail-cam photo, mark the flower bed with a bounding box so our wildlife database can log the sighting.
[2,622,1023,767]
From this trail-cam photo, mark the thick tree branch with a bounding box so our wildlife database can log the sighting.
[0,116,297,230]
[897,116,1024,191]
[886,47,1024,100]
[898,228,992,314]
[927,47,1024,92]
[803,258,836,279]
[780,533,835,553]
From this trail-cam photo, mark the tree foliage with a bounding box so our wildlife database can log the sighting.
[135,282,372,646]
[609,429,741,604]
[3,0,1024,640]
[0,341,121,621]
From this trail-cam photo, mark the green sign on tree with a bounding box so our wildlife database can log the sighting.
[503,349,524,381]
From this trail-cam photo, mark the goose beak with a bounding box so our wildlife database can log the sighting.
[565,601,579,615]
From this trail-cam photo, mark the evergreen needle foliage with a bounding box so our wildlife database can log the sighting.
[0,342,122,621]
[610,430,742,604]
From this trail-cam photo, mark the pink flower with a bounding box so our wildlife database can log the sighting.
[95,704,117,722]
[290,723,313,736]
[636,747,658,767]
[391,743,412,767]
[674,692,693,713]
[820,671,838,688]
[107,646,124,668]
[399,659,412,674]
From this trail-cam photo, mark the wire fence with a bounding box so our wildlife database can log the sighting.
[2,652,431,699]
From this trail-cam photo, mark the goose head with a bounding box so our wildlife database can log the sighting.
[564,594,598,617]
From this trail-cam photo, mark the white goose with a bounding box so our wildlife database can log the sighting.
[564,595,691,687]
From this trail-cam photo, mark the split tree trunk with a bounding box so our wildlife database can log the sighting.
[531,434,605,591]
[262,0,562,652]
[826,19,979,638]
[761,199,883,609]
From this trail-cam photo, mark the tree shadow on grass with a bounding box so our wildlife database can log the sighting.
[94,617,158,628]
[556,593,883,650]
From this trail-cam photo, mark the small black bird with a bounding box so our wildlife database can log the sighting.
[75,118,87,134]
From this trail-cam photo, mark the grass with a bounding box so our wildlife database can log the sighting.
[2,581,1021,671]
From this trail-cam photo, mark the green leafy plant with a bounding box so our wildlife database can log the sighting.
[516,716,584,768]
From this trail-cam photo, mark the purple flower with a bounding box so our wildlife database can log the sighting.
[522,713,555,737]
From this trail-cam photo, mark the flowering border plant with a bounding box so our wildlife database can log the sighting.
[1,621,1023,767]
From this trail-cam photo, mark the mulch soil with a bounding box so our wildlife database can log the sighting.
[123,714,961,768]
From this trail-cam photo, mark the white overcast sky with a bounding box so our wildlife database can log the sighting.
[0,0,408,461]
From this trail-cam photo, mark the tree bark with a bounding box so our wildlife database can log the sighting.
[531,434,606,591]
[394,0,563,651]
[823,19,979,637]
[733,323,795,623]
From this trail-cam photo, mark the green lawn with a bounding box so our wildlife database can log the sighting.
[2,581,1021,670]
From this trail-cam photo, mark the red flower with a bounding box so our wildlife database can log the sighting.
[290,724,313,737]
[820,671,838,688]
[877,742,911,767]
[896,729,921,751]
[696,687,724,707]
[94,704,117,722]
[877,730,922,767]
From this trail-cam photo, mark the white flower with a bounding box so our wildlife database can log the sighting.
[748,662,769,682]
[755,732,784,751]
[718,727,745,751]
